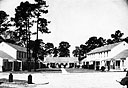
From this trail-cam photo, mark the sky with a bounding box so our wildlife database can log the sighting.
[0,0,128,51]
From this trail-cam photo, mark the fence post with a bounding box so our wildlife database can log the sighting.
[28,74,32,84]
[9,73,13,82]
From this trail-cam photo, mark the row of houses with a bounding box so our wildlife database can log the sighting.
[0,42,79,71]
[82,41,128,71]
[0,41,128,72]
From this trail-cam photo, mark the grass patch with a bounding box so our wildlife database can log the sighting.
[0,78,28,88]
[0,78,27,84]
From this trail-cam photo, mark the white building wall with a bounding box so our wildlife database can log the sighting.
[95,53,98,59]
[0,42,17,59]
[110,42,128,58]
[124,57,128,70]
[120,60,124,70]
[0,57,3,71]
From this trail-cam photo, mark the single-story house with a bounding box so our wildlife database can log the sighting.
[43,57,79,68]
[0,42,28,71]
[82,41,128,71]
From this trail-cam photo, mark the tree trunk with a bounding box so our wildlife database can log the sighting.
[37,17,39,40]
[34,56,38,71]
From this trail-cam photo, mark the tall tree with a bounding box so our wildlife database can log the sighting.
[0,10,11,39]
[32,0,50,71]
[0,10,9,33]
[13,1,39,71]
[44,42,54,57]
[32,0,50,39]
[106,39,114,45]
[111,30,124,43]
[85,36,106,53]
[13,0,50,71]
[58,41,70,57]
[3,30,19,44]
[72,45,87,61]
[32,39,45,70]
[124,37,128,43]
[72,46,81,57]
[13,0,50,46]
[0,10,15,44]
[85,36,98,52]
[53,47,59,57]
[97,37,106,47]
[13,1,36,46]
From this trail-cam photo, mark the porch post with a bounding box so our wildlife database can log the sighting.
[20,61,22,71]
[39,62,41,69]
[110,60,113,70]
[94,61,96,70]
[99,61,101,69]
[120,60,122,70]
[12,61,14,71]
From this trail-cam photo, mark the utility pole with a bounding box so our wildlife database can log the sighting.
[26,19,31,72]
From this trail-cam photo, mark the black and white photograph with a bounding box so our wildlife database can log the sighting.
[0,0,128,88]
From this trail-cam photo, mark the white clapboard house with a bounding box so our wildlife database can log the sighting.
[0,42,28,71]
[82,41,128,71]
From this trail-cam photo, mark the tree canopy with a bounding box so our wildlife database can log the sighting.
[12,0,50,47]
[111,30,124,43]
[58,41,70,57]
[0,10,10,36]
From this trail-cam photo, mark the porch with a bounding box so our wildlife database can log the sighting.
[2,59,22,71]
[82,59,125,71]
[0,50,22,72]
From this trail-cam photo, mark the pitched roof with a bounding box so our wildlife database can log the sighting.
[0,50,15,60]
[44,57,78,63]
[87,42,122,54]
[6,42,27,52]
[113,49,128,60]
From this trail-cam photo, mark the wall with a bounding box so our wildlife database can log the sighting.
[110,42,128,58]
[124,57,128,70]
[0,57,3,71]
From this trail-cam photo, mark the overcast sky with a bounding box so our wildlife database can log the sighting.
[0,0,128,51]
